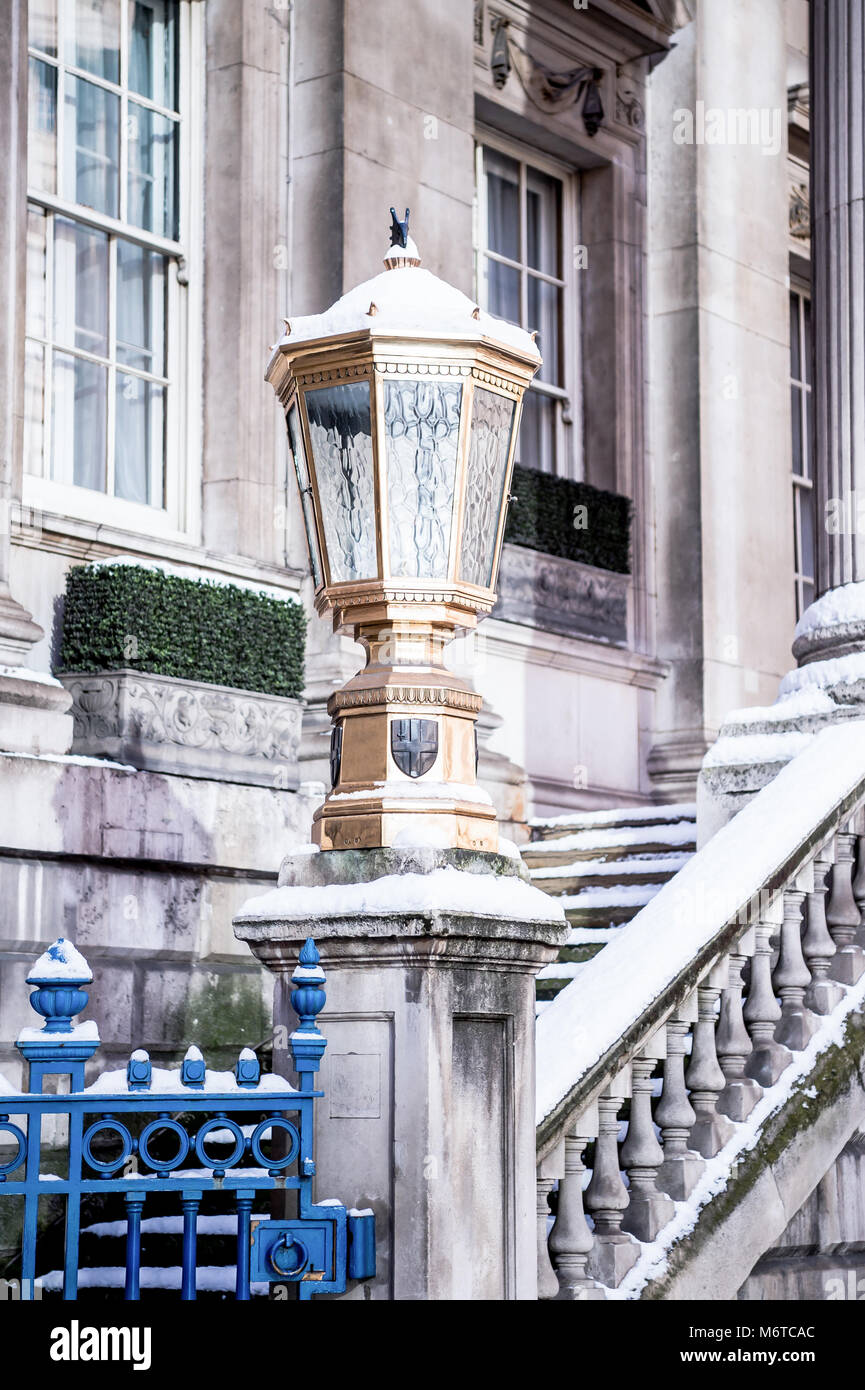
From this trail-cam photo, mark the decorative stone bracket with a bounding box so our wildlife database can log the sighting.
[59,668,302,789]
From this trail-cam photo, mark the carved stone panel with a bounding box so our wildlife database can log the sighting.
[60,669,302,789]
[493,543,629,645]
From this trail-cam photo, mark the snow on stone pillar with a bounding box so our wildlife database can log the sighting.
[235,846,566,1301]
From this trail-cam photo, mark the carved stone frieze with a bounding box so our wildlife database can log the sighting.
[330,685,483,715]
[493,543,629,644]
[60,669,302,789]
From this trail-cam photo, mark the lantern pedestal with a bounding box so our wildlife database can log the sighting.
[234,847,567,1301]
[318,613,497,852]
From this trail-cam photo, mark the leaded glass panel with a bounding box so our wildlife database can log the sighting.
[287,402,323,589]
[385,379,461,579]
[459,387,515,589]
[305,382,377,583]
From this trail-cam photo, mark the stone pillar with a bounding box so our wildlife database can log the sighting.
[235,847,566,1301]
[0,0,72,754]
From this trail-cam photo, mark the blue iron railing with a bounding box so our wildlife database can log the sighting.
[0,936,374,1301]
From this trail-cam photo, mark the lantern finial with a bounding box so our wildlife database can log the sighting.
[384,205,421,269]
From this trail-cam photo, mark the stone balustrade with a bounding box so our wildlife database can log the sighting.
[534,728,865,1300]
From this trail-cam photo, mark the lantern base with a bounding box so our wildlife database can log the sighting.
[312,795,498,853]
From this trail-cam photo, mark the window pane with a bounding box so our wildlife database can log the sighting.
[803,297,812,385]
[385,379,462,579]
[528,277,561,386]
[802,579,814,612]
[66,0,120,83]
[28,58,57,194]
[517,389,555,474]
[117,240,166,374]
[483,149,520,262]
[791,384,803,475]
[305,383,378,583]
[54,218,109,356]
[52,350,107,491]
[29,0,58,55]
[460,387,515,588]
[64,76,119,216]
[127,102,178,238]
[485,259,520,326]
[800,485,815,583]
[129,0,178,110]
[26,208,48,338]
[24,342,47,478]
[789,293,801,381]
[526,167,561,277]
[115,372,164,505]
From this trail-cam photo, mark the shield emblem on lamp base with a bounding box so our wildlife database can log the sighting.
[391,719,438,779]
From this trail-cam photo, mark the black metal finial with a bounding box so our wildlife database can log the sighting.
[389,207,410,249]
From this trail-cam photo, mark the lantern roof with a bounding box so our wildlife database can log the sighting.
[274,238,541,365]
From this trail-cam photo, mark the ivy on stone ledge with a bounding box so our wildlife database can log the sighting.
[58,565,306,700]
[504,464,631,574]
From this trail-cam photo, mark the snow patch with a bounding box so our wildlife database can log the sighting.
[779,651,865,696]
[28,938,92,982]
[795,579,865,637]
[237,865,565,925]
[0,664,64,688]
[327,780,493,806]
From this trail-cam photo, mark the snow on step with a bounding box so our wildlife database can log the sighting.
[525,803,697,1004]
[39,1265,269,1295]
[529,801,696,839]
[523,820,697,866]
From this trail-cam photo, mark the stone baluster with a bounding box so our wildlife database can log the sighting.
[585,1084,639,1287]
[621,1052,674,1242]
[716,938,762,1121]
[656,1013,704,1199]
[743,918,792,1086]
[536,1177,559,1301]
[773,889,817,1050]
[852,833,865,944]
[549,1128,604,1301]
[803,857,843,1014]
[828,833,865,983]
[686,972,735,1158]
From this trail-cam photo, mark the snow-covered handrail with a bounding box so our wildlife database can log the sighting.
[534,721,865,1299]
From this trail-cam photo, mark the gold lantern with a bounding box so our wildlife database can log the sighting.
[266,212,541,852]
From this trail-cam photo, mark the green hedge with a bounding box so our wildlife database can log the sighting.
[59,565,306,700]
[504,464,631,574]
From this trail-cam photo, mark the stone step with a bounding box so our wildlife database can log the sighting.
[529,850,690,894]
[526,804,697,1003]
[528,801,696,842]
[522,819,697,868]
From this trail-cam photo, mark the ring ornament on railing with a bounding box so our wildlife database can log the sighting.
[0,1120,27,1180]
[251,1116,300,1173]
[193,1116,246,1172]
[82,1118,134,1173]
[269,1232,309,1279]
[138,1116,190,1176]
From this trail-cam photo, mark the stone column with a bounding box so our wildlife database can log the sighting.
[810,0,865,600]
[0,0,71,754]
[235,847,566,1301]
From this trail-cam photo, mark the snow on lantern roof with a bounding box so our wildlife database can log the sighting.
[274,230,541,364]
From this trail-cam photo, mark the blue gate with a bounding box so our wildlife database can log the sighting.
[0,935,374,1301]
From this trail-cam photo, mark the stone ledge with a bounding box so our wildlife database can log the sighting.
[59,668,302,789]
[494,544,629,644]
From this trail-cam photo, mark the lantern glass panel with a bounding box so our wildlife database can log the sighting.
[287,401,322,589]
[305,382,377,583]
[384,378,462,579]
[459,387,516,588]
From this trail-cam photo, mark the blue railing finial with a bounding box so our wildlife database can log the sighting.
[289,936,327,1083]
[26,937,93,1034]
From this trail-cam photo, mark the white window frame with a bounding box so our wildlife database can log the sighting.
[473,129,582,480]
[790,282,814,620]
[23,0,203,544]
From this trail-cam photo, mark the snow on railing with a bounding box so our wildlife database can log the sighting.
[534,721,865,1300]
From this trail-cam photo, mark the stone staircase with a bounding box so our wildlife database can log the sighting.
[522,803,697,1002]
